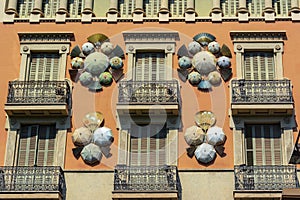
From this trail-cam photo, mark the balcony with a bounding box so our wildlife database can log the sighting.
[5,81,71,116]
[0,166,65,200]
[112,165,178,199]
[117,80,180,116]
[234,165,299,199]
[231,79,293,116]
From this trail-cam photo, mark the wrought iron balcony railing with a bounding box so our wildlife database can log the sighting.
[6,81,71,106]
[118,80,179,105]
[0,166,66,197]
[234,165,299,190]
[231,80,293,104]
[114,165,178,192]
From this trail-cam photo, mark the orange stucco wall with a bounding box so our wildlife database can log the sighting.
[0,21,299,170]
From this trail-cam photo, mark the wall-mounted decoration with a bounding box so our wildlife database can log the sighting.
[72,112,114,166]
[69,33,125,92]
[177,33,233,91]
[185,111,226,164]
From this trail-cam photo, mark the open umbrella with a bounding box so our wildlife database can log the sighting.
[84,52,109,76]
[82,112,104,132]
[178,56,192,69]
[188,41,201,55]
[93,127,114,147]
[79,72,93,86]
[198,80,212,90]
[193,51,216,75]
[110,56,123,69]
[193,33,216,46]
[100,42,114,55]
[82,42,95,56]
[194,111,216,132]
[72,127,93,146]
[188,71,201,85]
[208,71,222,86]
[71,57,84,69]
[208,41,220,54]
[206,126,226,146]
[99,72,113,85]
[81,143,102,165]
[217,56,231,68]
[184,125,205,146]
[194,143,216,163]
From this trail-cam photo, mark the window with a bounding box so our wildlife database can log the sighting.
[134,52,166,81]
[17,125,56,166]
[68,0,84,18]
[247,0,265,17]
[42,0,60,18]
[221,0,239,17]
[17,0,34,18]
[274,0,291,17]
[169,0,187,17]
[245,124,282,165]
[130,124,167,166]
[144,0,161,17]
[244,51,275,80]
[120,0,135,18]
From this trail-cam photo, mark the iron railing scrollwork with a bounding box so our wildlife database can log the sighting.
[234,165,299,190]
[114,165,178,192]
[118,80,179,104]
[231,80,293,104]
[6,81,71,106]
[0,166,66,197]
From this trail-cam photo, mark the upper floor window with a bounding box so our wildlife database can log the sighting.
[120,0,135,18]
[221,0,239,17]
[247,0,265,17]
[68,0,85,18]
[169,0,187,17]
[274,0,292,17]
[17,0,34,18]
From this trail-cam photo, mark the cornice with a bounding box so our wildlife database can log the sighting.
[122,31,180,43]
[230,31,287,42]
[18,32,74,44]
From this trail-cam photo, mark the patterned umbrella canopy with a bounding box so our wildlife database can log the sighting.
[188,41,201,55]
[208,41,220,54]
[206,126,226,146]
[82,112,104,132]
[71,57,84,69]
[217,56,231,68]
[188,71,201,85]
[193,51,216,75]
[194,143,216,163]
[79,72,93,86]
[81,143,102,164]
[110,56,123,69]
[178,56,192,69]
[82,42,95,56]
[99,72,113,85]
[93,127,114,147]
[72,127,93,146]
[208,71,222,86]
[84,52,109,76]
[184,125,205,146]
[100,42,114,55]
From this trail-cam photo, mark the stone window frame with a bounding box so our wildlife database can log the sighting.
[117,31,180,166]
[230,30,294,166]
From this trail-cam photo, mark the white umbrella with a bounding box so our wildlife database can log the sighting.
[188,71,201,85]
[184,125,205,146]
[81,143,102,165]
[79,72,93,86]
[93,127,114,147]
[100,42,114,55]
[82,42,95,56]
[188,41,201,55]
[208,41,220,54]
[217,56,231,68]
[208,71,222,86]
[84,52,109,76]
[71,57,84,69]
[194,143,216,163]
[193,51,216,75]
[206,126,226,146]
[82,112,104,132]
[72,127,93,146]
[178,56,192,69]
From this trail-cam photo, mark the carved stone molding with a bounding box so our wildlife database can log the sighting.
[123,31,180,43]
[18,32,74,44]
[230,31,287,42]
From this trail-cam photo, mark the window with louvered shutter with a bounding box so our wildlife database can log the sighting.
[17,125,56,166]
[42,0,60,18]
[247,0,265,17]
[143,0,161,17]
[244,51,275,80]
[17,0,34,18]
[245,124,282,165]
[221,0,239,17]
[68,0,84,18]
[120,0,135,17]
[130,124,167,166]
[134,52,166,81]
[169,0,187,17]
[28,53,60,81]
[274,0,291,16]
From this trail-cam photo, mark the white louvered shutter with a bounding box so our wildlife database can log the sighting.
[17,0,34,18]
[43,0,60,18]
[169,0,187,17]
[120,0,135,17]
[247,0,265,16]
[69,0,85,18]
[144,0,161,17]
[274,0,291,16]
[221,0,239,17]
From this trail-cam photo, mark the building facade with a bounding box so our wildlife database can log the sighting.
[0,0,300,200]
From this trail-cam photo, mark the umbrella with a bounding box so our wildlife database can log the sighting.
[220,44,232,58]
[93,127,114,147]
[88,80,102,92]
[81,143,102,165]
[70,45,82,58]
[184,125,205,146]
[177,45,189,57]
[84,52,109,76]
[82,112,104,132]
[178,56,192,69]
[193,51,216,75]
[79,72,93,86]
[198,80,212,90]
[208,71,222,86]
[99,72,113,85]
[217,56,231,68]
[188,71,201,85]
[101,42,114,55]
[82,42,95,56]
[208,41,220,54]
[193,33,216,46]
[194,111,216,132]
[188,41,201,55]
[110,56,123,69]
[71,57,84,69]
[206,126,226,146]
[219,67,232,82]
[72,127,93,146]
[194,143,216,163]
[87,33,109,48]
